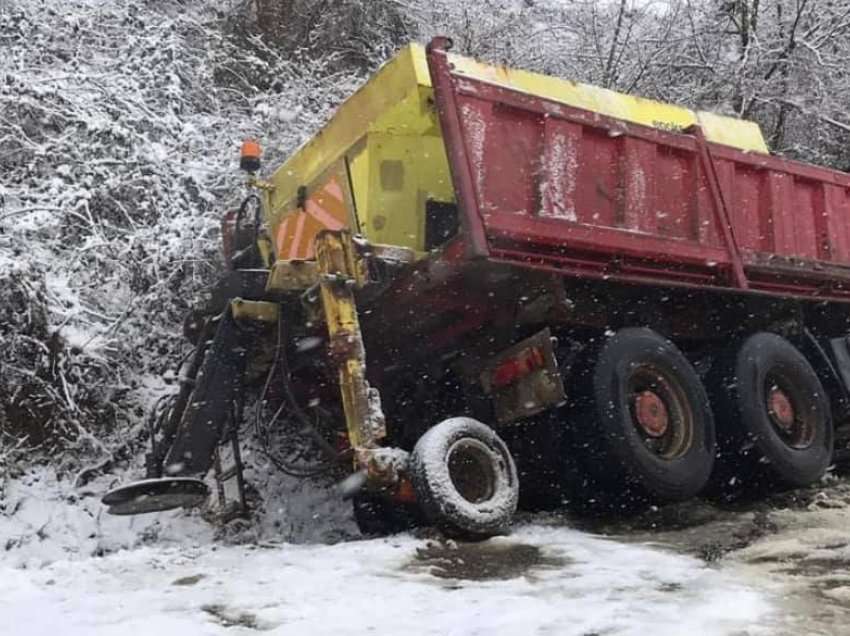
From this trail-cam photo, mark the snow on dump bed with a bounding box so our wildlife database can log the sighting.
[0,524,773,636]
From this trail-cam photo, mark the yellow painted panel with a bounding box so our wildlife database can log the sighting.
[352,132,454,251]
[262,46,429,229]
[694,110,766,153]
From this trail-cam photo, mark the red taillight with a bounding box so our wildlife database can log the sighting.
[491,346,545,389]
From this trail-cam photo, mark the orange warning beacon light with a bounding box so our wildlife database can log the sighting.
[240,138,261,173]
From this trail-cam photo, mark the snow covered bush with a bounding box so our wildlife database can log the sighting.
[0,0,364,474]
[240,0,413,68]
[0,263,123,470]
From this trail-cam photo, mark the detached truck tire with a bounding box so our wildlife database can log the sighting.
[711,332,833,488]
[410,417,519,538]
[577,328,716,501]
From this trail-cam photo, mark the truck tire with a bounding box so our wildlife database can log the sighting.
[410,417,518,538]
[710,332,833,488]
[576,328,716,501]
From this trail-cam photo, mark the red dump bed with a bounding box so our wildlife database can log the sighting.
[428,43,850,302]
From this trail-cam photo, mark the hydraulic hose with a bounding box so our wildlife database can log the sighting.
[253,311,340,478]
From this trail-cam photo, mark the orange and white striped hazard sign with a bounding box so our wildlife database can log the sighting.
[275,173,350,260]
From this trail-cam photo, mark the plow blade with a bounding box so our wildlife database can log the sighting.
[102,478,209,515]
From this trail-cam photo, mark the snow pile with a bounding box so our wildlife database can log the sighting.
[728,489,850,635]
[0,466,214,569]
[240,448,358,544]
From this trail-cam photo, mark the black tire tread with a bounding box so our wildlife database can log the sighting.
[573,327,716,502]
[410,417,518,538]
[709,332,833,489]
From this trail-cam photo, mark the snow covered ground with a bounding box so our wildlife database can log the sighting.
[11,465,850,634]
[1,523,773,636]
[9,466,850,634]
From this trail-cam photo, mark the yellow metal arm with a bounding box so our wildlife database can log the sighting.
[314,230,386,453]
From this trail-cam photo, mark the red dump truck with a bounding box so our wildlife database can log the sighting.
[104,38,850,537]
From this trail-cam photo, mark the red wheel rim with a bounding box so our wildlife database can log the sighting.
[767,387,795,432]
[764,374,816,450]
[634,390,669,438]
[628,365,694,460]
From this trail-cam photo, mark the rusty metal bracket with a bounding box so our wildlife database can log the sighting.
[355,447,411,488]
[247,173,275,193]
[266,259,320,292]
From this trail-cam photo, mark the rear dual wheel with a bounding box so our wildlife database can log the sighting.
[710,332,833,488]
[573,328,716,502]
[573,328,833,502]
